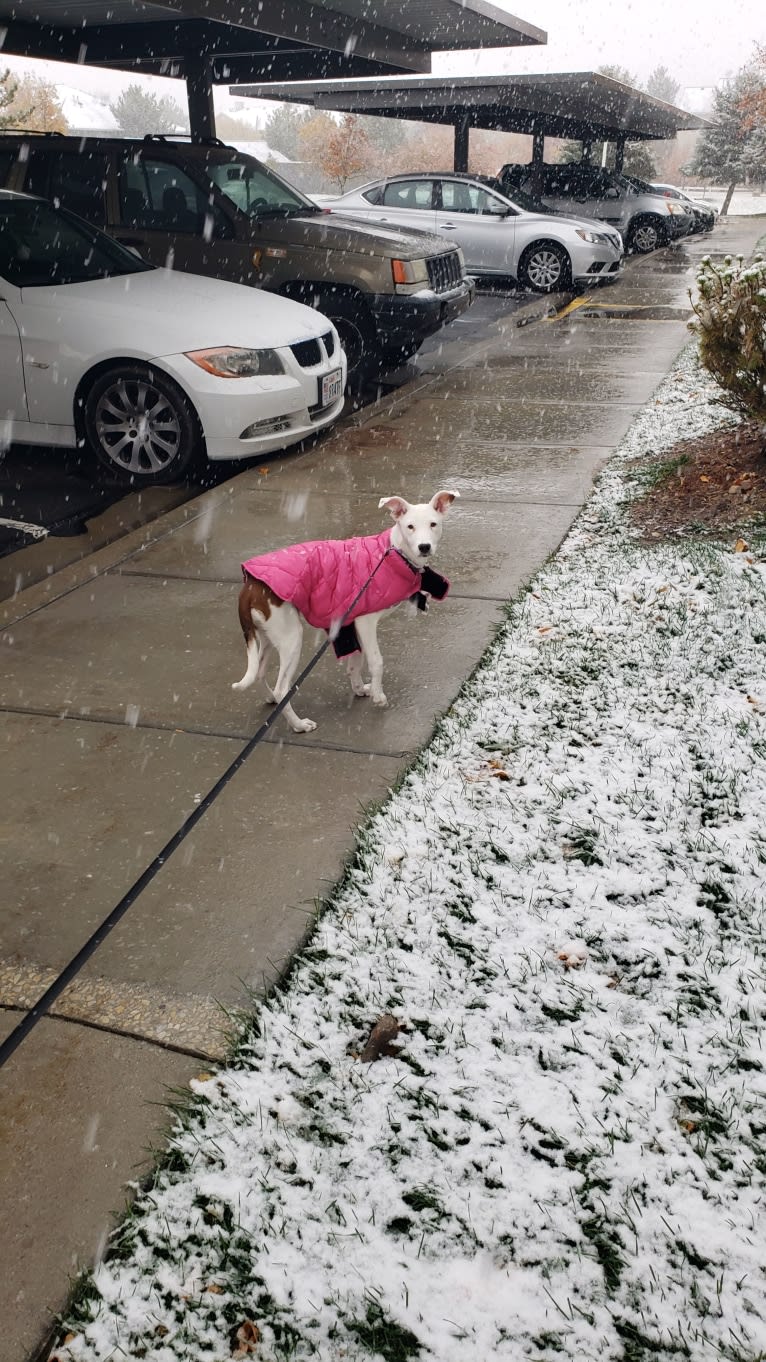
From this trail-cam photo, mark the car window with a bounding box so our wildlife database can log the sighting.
[47,151,110,225]
[439,181,506,215]
[0,196,152,287]
[0,150,15,188]
[380,180,434,209]
[118,156,230,237]
[362,185,384,205]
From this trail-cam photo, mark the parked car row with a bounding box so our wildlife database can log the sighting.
[494,163,715,254]
[0,132,477,483]
[0,133,712,489]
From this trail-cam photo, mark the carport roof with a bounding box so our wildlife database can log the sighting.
[231,71,711,141]
[0,0,546,83]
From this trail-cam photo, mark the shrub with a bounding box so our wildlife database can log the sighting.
[690,253,766,434]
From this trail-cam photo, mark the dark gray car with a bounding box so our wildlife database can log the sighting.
[497,163,694,253]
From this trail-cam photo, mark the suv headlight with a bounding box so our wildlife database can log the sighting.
[185,346,285,377]
[575,229,601,244]
[665,202,683,216]
[391,258,430,286]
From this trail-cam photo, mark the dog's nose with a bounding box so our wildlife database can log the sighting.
[418,543,432,556]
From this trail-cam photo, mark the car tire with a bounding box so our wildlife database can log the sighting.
[627,215,666,254]
[318,294,379,387]
[81,363,204,485]
[518,241,571,293]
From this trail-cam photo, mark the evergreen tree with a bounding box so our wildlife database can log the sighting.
[691,66,766,187]
[264,104,312,160]
[110,83,187,137]
[646,66,681,106]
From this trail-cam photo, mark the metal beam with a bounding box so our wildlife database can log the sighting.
[614,137,626,173]
[454,115,470,173]
[185,52,216,141]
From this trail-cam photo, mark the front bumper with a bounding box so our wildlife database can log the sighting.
[160,337,347,462]
[569,235,624,284]
[369,276,476,347]
[667,211,695,239]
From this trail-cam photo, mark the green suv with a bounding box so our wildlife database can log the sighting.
[0,133,475,382]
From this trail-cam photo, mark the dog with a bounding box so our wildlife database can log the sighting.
[232,489,459,733]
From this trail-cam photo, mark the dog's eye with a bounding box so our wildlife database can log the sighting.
[407,524,414,530]
[430,521,437,528]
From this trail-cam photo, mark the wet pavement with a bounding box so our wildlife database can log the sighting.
[1,215,763,1362]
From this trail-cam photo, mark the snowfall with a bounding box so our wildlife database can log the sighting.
[56,345,766,1362]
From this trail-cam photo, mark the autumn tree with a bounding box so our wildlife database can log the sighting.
[110,83,187,137]
[5,74,67,132]
[0,68,31,130]
[320,114,372,191]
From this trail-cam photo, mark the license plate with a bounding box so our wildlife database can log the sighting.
[320,368,343,406]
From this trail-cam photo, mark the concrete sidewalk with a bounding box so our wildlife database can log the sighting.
[1,215,762,1362]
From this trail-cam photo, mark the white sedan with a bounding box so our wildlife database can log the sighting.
[322,173,624,292]
[0,191,346,484]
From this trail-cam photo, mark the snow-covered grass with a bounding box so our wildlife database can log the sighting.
[55,346,766,1362]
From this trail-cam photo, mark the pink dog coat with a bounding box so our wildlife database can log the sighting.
[242,527,449,655]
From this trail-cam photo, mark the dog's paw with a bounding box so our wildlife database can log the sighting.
[351,682,372,698]
[291,717,317,733]
[371,692,388,708]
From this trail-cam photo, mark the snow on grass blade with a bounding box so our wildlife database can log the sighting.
[58,345,766,1362]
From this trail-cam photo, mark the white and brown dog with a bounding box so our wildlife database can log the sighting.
[233,489,459,732]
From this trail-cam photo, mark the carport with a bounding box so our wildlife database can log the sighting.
[0,1,546,142]
[231,71,709,175]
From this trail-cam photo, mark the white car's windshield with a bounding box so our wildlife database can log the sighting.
[0,198,152,288]
[201,152,320,219]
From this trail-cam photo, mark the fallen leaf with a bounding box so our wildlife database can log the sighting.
[205,1282,224,1294]
[257,466,269,476]
[359,1014,403,1063]
[195,1072,214,1083]
[734,537,749,552]
[491,769,512,781]
[233,1320,261,1356]
[680,1120,697,1133]
[699,474,710,482]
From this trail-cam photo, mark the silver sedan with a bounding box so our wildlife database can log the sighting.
[322,173,624,292]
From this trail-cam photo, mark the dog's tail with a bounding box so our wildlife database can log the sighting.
[232,585,261,692]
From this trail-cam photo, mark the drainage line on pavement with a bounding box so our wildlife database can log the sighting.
[0,551,394,1072]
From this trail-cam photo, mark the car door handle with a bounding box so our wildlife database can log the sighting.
[438,222,457,228]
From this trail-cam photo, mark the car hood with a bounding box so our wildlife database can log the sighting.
[517,210,623,238]
[308,209,456,258]
[18,267,334,353]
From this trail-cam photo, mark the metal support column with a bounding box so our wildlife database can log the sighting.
[614,137,626,173]
[185,52,216,143]
[453,114,470,173]
[529,126,545,196]
[581,138,593,164]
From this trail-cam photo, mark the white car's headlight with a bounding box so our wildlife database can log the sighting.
[575,229,601,244]
[185,346,285,378]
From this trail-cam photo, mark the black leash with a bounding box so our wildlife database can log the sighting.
[0,548,396,1072]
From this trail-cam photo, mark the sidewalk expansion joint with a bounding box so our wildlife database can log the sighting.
[0,962,231,1061]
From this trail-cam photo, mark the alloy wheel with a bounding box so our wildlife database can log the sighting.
[94,377,183,476]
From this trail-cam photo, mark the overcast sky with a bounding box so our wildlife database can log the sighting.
[1,0,763,119]
[436,0,764,90]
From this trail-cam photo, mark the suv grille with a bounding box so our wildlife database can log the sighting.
[426,251,462,294]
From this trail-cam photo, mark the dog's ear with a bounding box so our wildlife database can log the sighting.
[378,496,409,520]
[431,489,460,515]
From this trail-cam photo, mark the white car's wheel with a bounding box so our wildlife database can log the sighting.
[518,241,571,293]
[82,364,203,485]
